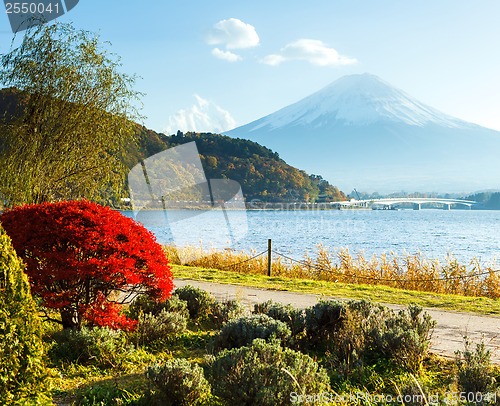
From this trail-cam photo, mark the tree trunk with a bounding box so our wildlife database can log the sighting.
[60,309,78,329]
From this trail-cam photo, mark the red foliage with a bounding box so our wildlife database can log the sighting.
[0,200,173,330]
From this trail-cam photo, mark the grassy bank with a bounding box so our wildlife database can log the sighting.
[164,244,500,300]
[172,265,500,315]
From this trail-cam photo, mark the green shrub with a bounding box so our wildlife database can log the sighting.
[455,339,495,392]
[346,298,386,320]
[130,310,187,346]
[210,299,246,328]
[327,307,370,374]
[146,358,210,406]
[174,285,215,319]
[0,224,50,405]
[304,300,345,345]
[309,301,434,373]
[127,294,189,320]
[253,300,305,337]
[332,300,386,367]
[50,326,131,369]
[370,304,436,371]
[208,338,330,406]
[213,314,291,351]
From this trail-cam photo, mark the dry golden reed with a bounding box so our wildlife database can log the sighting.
[164,244,500,299]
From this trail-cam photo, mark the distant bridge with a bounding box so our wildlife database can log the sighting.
[332,197,478,210]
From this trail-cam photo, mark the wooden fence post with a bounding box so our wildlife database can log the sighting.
[268,239,272,277]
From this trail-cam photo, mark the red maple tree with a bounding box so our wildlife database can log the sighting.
[0,200,173,330]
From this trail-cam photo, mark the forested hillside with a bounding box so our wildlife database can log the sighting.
[129,130,346,202]
[464,191,500,210]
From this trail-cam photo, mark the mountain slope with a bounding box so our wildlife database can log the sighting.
[226,74,500,193]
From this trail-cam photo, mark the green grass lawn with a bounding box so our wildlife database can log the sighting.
[172,265,500,315]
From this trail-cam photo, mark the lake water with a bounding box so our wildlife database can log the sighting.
[121,209,500,264]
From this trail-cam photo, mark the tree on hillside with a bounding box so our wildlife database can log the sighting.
[0,22,143,206]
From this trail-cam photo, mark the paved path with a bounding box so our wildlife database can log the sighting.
[174,278,500,363]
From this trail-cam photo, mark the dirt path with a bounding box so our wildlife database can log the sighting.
[174,278,500,363]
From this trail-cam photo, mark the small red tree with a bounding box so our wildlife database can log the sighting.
[0,200,173,330]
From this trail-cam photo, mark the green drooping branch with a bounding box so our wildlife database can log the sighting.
[0,22,144,206]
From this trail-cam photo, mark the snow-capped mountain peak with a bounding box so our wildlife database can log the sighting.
[251,73,468,130]
[225,73,500,192]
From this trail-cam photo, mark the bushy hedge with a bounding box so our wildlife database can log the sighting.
[127,294,189,320]
[0,225,50,405]
[253,300,305,337]
[210,299,246,328]
[301,299,435,372]
[328,299,386,368]
[304,299,346,345]
[213,314,291,351]
[130,310,187,346]
[455,340,495,392]
[209,338,330,406]
[174,285,215,319]
[371,304,436,371]
[50,326,131,369]
[146,358,210,406]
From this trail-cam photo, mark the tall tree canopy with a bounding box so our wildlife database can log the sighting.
[0,22,143,206]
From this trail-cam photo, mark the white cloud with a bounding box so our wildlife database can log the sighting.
[260,54,285,66]
[205,18,259,50]
[212,47,242,62]
[261,39,357,67]
[164,95,237,134]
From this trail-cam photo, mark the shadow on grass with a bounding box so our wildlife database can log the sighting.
[56,372,153,406]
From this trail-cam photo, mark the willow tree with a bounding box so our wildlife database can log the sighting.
[0,22,143,206]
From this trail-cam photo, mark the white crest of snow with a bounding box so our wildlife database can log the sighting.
[251,74,468,130]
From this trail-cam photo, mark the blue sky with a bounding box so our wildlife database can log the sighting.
[1,0,500,133]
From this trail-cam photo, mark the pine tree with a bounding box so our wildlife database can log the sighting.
[0,225,50,405]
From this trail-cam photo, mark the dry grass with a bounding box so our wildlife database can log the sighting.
[163,244,500,299]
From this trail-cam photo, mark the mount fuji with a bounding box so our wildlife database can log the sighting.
[225,74,500,193]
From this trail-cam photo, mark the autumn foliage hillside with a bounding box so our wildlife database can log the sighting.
[129,130,346,202]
